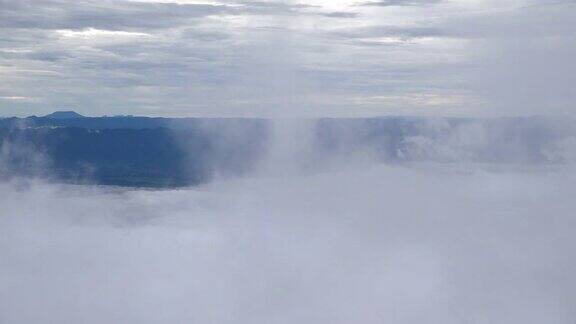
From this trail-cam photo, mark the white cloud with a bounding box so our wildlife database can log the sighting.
[0,96,39,102]
[1,161,576,323]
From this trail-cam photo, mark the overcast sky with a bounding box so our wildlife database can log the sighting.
[0,0,574,117]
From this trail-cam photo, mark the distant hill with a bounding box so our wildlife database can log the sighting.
[0,117,268,187]
[44,111,85,119]
[0,114,265,130]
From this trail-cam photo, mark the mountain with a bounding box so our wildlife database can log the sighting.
[0,117,268,187]
[44,111,85,119]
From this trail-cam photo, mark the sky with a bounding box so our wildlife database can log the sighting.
[0,0,574,117]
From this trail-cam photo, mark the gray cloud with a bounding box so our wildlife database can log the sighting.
[0,0,574,117]
[526,0,576,7]
[321,11,360,18]
[332,25,445,40]
[358,0,444,7]
[0,0,231,31]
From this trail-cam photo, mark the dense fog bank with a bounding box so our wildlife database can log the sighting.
[1,117,576,323]
[1,162,576,323]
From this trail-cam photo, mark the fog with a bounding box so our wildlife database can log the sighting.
[2,119,576,324]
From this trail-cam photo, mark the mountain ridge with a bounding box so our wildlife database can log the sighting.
[44,111,85,119]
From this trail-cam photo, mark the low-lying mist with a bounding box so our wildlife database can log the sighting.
[1,118,576,323]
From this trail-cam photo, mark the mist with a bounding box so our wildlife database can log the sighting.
[2,118,576,324]
[1,0,575,322]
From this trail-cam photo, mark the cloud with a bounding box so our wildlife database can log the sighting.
[331,25,445,40]
[0,0,229,31]
[0,96,38,102]
[357,0,444,7]
[1,157,576,323]
[1,107,576,323]
[0,0,574,117]
[321,11,360,18]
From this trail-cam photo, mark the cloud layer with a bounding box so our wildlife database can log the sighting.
[1,162,576,323]
[0,0,574,117]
